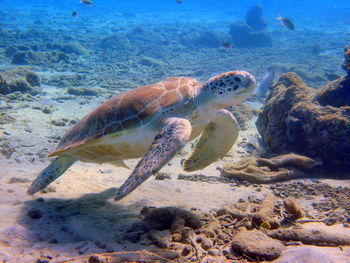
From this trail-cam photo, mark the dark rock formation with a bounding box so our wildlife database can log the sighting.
[316,77,350,107]
[342,46,350,76]
[245,5,267,31]
[0,67,41,95]
[5,45,31,57]
[5,46,19,57]
[249,31,273,47]
[229,24,252,48]
[59,43,88,55]
[0,75,10,94]
[126,27,168,45]
[229,23,272,48]
[25,71,41,87]
[97,33,132,51]
[192,31,223,48]
[143,207,201,231]
[11,51,69,65]
[0,27,9,39]
[256,72,350,168]
[229,5,272,48]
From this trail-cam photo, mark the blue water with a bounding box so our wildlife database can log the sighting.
[0,0,348,85]
[1,0,350,29]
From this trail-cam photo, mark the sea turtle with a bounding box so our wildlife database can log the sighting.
[28,71,256,200]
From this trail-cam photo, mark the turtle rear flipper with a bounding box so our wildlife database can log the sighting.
[114,117,192,201]
[27,155,76,195]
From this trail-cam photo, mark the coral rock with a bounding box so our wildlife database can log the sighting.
[256,72,350,168]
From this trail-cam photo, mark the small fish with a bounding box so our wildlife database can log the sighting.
[80,0,93,6]
[222,42,232,49]
[176,0,183,3]
[257,67,275,97]
[276,15,295,30]
[72,11,78,18]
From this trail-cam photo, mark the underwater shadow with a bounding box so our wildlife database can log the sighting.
[18,188,143,251]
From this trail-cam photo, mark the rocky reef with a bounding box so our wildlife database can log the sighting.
[229,5,272,48]
[0,67,41,95]
[256,47,350,169]
[11,50,69,65]
[316,46,350,107]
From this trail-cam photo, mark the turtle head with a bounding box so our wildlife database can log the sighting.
[202,71,256,108]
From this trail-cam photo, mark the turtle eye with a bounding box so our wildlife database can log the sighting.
[234,74,244,83]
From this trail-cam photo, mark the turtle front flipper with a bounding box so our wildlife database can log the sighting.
[183,109,239,172]
[27,155,76,195]
[114,117,192,201]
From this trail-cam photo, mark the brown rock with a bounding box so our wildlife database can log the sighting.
[201,238,213,250]
[208,248,220,256]
[283,197,304,219]
[181,245,192,256]
[231,229,285,260]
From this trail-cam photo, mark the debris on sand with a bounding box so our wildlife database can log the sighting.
[222,153,320,184]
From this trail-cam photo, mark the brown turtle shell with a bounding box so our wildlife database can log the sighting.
[49,77,200,157]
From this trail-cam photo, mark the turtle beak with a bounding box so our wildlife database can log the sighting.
[243,71,256,92]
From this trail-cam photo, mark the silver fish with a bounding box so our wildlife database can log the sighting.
[257,68,275,97]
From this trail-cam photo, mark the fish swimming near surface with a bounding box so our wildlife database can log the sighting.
[222,42,233,50]
[72,11,78,18]
[80,0,93,6]
[257,67,276,97]
[276,15,295,30]
[176,0,183,3]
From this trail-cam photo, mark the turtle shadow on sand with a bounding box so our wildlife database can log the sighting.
[17,188,204,262]
[17,188,145,255]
